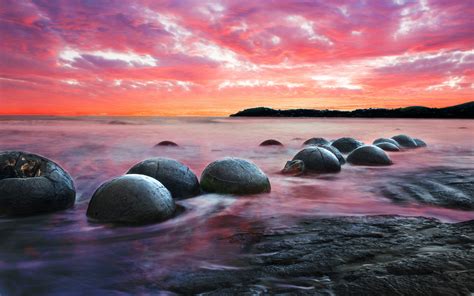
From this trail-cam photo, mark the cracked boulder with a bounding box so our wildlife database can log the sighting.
[291,147,341,173]
[127,158,200,199]
[87,174,176,224]
[331,137,364,153]
[200,158,271,195]
[0,151,76,216]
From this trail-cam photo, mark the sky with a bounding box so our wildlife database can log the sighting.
[0,0,473,116]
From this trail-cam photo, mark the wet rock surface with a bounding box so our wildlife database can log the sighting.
[303,137,330,146]
[200,158,271,195]
[377,168,474,210]
[259,139,283,146]
[318,144,346,165]
[160,215,474,295]
[392,134,418,148]
[127,158,200,199]
[375,142,400,151]
[347,145,393,166]
[155,141,178,147]
[86,174,176,224]
[331,137,364,153]
[373,137,400,147]
[0,151,76,216]
[414,138,427,147]
[292,147,341,174]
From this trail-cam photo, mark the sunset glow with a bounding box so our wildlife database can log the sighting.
[1,0,473,116]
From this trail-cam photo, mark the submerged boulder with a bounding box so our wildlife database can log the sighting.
[392,135,417,148]
[414,138,427,147]
[291,147,341,173]
[0,151,76,216]
[200,158,271,195]
[155,141,178,147]
[303,137,330,146]
[259,139,283,146]
[127,158,200,199]
[87,174,175,224]
[373,138,400,147]
[375,142,400,152]
[331,137,364,153]
[318,144,346,165]
[347,145,393,166]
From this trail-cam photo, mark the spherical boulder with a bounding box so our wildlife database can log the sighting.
[414,138,427,147]
[375,142,400,152]
[155,141,178,147]
[127,158,200,199]
[318,144,346,165]
[347,145,393,166]
[373,138,400,147]
[87,174,175,224]
[303,137,330,146]
[392,135,417,148]
[200,158,271,195]
[292,147,341,173]
[259,139,283,146]
[0,151,76,216]
[331,137,364,153]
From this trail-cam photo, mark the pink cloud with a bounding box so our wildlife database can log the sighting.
[0,0,473,115]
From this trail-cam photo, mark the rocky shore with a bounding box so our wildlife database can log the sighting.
[161,215,474,295]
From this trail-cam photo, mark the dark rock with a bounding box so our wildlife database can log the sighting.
[303,137,330,146]
[0,151,76,216]
[377,168,474,210]
[414,138,427,147]
[331,137,364,154]
[259,139,283,146]
[373,138,400,147]
[155,141,178,147]
[375,142,400,152]
[159,216,474,295]
[347,145,393,166]
[318,144,346,165]
[281,160,305,176]
[86,174,176,224]
[200,158,271,195]
[126,158,200,199]
[291,147,341,173]
[392,134,417,148]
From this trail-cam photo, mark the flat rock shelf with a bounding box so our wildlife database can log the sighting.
[160,215,474,295]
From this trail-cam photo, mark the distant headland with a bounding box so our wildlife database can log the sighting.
[230,101,474,119]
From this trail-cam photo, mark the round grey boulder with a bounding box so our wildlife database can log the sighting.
[373,138,400,147]
[392,135,417,148]
[292,147,341,173]
[318,144,346,165]
[303,137,330,146]
[127,158,200,199]
[331,137,364,153]
[260,139,283,146]
[0,151,76,216]
[87,174,176,224]
[200,158,271,195]
[414,138,427,147]
[375,142,400,152]
[347,145,393,166]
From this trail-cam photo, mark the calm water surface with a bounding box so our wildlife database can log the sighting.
[0,117,473,294]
